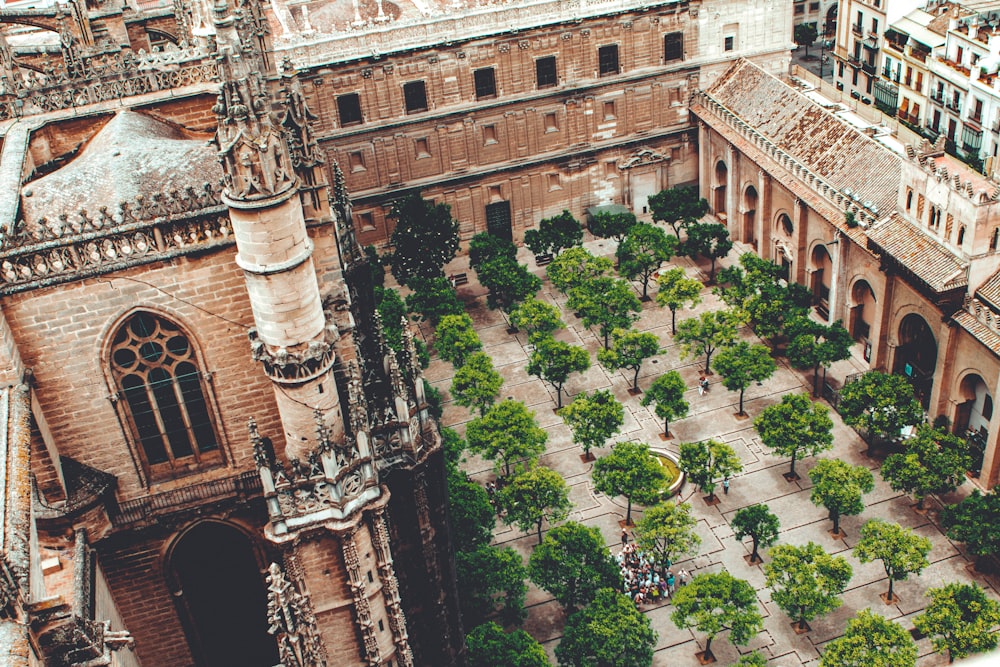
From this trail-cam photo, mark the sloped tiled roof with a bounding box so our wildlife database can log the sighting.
[702,59,901,217]
[953,309,1000,355]
[976,267,1000,308]
[867,212,968,292]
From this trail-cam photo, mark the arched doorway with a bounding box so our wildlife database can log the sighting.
[810,244,833,319]
[849,280,876,347]
[893,313,937,408]
[955,374,993,475]
[774,213,794,280]
[743,185,758,247]
[168,522,279,667]
[825,3,838,36]
[714,161,728,216]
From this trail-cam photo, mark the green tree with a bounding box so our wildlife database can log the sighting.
[746,282,813,349]
[469,232,516,271]
[456,545,529,626]
[446,469,495,551]
[477,257,542,315]
[648,185,708,238]
[435,313,482,367]
[678,439,743,501]
[524,209,584,257]
[466,399,548,477]
[681,221,733,282]
[819,609,917,667]
[880,424,972,510]
[731,503,780,564]
[914,583,1000,664]
[640,371,689,438]
[376,286,409,353]
[510,297,564,342]
[655,267,703,334]
[568,276,641,349]
[675,309,741,374]
[754,392,834,478]
[528,522,619,613]
[498,466,572,543]
[634,501,701,568]
[712,341,777,416]
[808,458,875,536]
[765,542,853,631]
[671,572,763,660]
[556,588,657,667]
[559,389,624,459]
[589,209,638,243]
[598,329,661,392]
[389,193,459,285]
[854,519,932,603]
[616,223,677,298]
[405,275,464,324]
[785,317,853,397]
[795,22,818,56]
[941,490,1000,569]
[364,244,386,288]
[528,336,591,409]
[451,351,504,416]
[466,623,551,667]
[837,371,924,444]
[592,441,667,525]
[735,651,768,667]
[546,247,614,294]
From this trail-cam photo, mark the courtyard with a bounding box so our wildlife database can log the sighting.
[409,221,1000,666]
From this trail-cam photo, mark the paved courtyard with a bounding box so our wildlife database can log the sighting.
[407,225,1000,667]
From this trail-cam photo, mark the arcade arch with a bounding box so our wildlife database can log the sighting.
[742,184,757,247]
[714,160,728,216]
[893,313,937,408]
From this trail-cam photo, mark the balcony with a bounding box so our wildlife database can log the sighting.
[930,92,944,105]
[946,99,962,113]
[108,471,263,527]
[848,54,862,67]
[967,114,983,130]
[862,61,877,75]
[852,23,864,37]
[992,121,1000,134]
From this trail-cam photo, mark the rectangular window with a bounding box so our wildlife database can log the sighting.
[724,35,735,52]
[474,67,497,100]
[414,137,430,159]
[544,112,558,133]
[603,100,616,120]
[349,151,366,172]
[795,4,805,15]
[483,124,498,145]
[547,173,561,191]
[664,32,684,62]
[337,93,363,126]
[809,1,819,9]
[357,211,375,232]
[599,44,619,76]
[604,161,617,178]
[536,56,557,89]
[403,80,428,114]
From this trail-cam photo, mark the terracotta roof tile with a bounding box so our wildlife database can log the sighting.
[976,268,1000,308]
[867,212,968,292]
[953,309,1000,355]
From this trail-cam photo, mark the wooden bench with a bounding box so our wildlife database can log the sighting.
[534,253,554,266]
[449,272,469,287]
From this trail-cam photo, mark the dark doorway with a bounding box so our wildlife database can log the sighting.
[893,313,937,409]
[485,201,513,243]
[169,522,278,667]
[714,161,728,216]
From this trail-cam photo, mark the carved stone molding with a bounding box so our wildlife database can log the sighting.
[265,561,327,667]
[342,535,382,666]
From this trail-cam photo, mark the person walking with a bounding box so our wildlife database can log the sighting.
[678,568,688,587]
[621,528,629,547]
[666,570,675,595]
[699,376,709,395]
[723,478,730,495]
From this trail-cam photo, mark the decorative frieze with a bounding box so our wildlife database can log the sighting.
[341,533,382,667]
[265,561,327,667]
[369,510,414,667]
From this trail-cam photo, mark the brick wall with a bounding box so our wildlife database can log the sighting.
[135,94,219,133]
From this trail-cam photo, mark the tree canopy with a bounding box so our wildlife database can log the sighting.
[466,622,551,667]
[634,501,701,568]
[880,424,972,509]
[469,232,517,271]
[528,336,591,409]
[648,186,708,238]
[466,400,548,477]
[678,439,743,501]
[712,341,777,416]
[589,209,638,243]
[559,389,624,458]
[446,469,495,552]
[794,22,819,55]
[731,503,780,564]
[765,542,853,631]
[671,572,763,659]
[498,466,572,543]
[913,583,1000,664]
[837,371,924,444]
[598,329,661,392]
[675,309,742,375]
[435,313,482,367]
[451,351,504,416]
[568,276,642,349]
[592,441,667,524]
[456,545,529,626]
[528,522,620,613]
[754,392,834,478]
[477,256,542,314]
[616,223,677,298]
[819,609,917,667]
[681,221,733,281]
[547,247,613,294]
[556,588,657,667]
[524,209,584,257]
[854,519,932,602]
[389,193,460,285]
[941,490,1000,564]
[640,371,689,438]
[510,297,565,342]
[808,458,875,536]
[405,275,465,324]
[786,317,853,397]
[655,267,703,334]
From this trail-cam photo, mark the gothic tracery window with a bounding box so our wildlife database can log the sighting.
[110,311,222,478]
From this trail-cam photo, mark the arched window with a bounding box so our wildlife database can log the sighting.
[990,227,999,252]
[958,225,966,246]
[110,311,222,478]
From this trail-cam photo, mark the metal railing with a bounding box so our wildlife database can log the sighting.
[109,471,262,527]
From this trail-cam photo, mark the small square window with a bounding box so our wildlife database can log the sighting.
[604,161,618,178]
[357,212,376,232]
[603,100,616,120]
[337,93,363,126]
[415,137,431,159]
[349,151,366,172]
[599,44,619,76]
[794,4,805,14]
[483,124,498,145]
[724,35,735,52]
[544,112,558,133]
[664,32,683,62]
[547,173,561,191]
[474,67,497,100]
[536,56,557,89]
[403,80,428,114]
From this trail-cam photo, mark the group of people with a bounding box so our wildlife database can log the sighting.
[616,531,688,607]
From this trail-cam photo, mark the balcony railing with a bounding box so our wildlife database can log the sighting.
[947,99,962,113]
[930,92,944,104]
[862,61,877,75]
[109,471,262,527]
[852,24,864,36]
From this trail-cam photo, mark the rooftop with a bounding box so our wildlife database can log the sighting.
[866,212,968,292]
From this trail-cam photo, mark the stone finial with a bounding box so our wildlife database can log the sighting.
[265,562,327,667]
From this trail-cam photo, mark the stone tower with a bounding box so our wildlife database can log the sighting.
[211,1,463,664]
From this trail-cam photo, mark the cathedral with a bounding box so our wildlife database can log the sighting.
[0,0,995,664]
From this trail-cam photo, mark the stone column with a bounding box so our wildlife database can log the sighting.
[726,144,739,233]
[873,270,896,370]
[757,169,771,256]
[698,121,710,204]
[979,374,1000,488]
[826,231,843,323]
